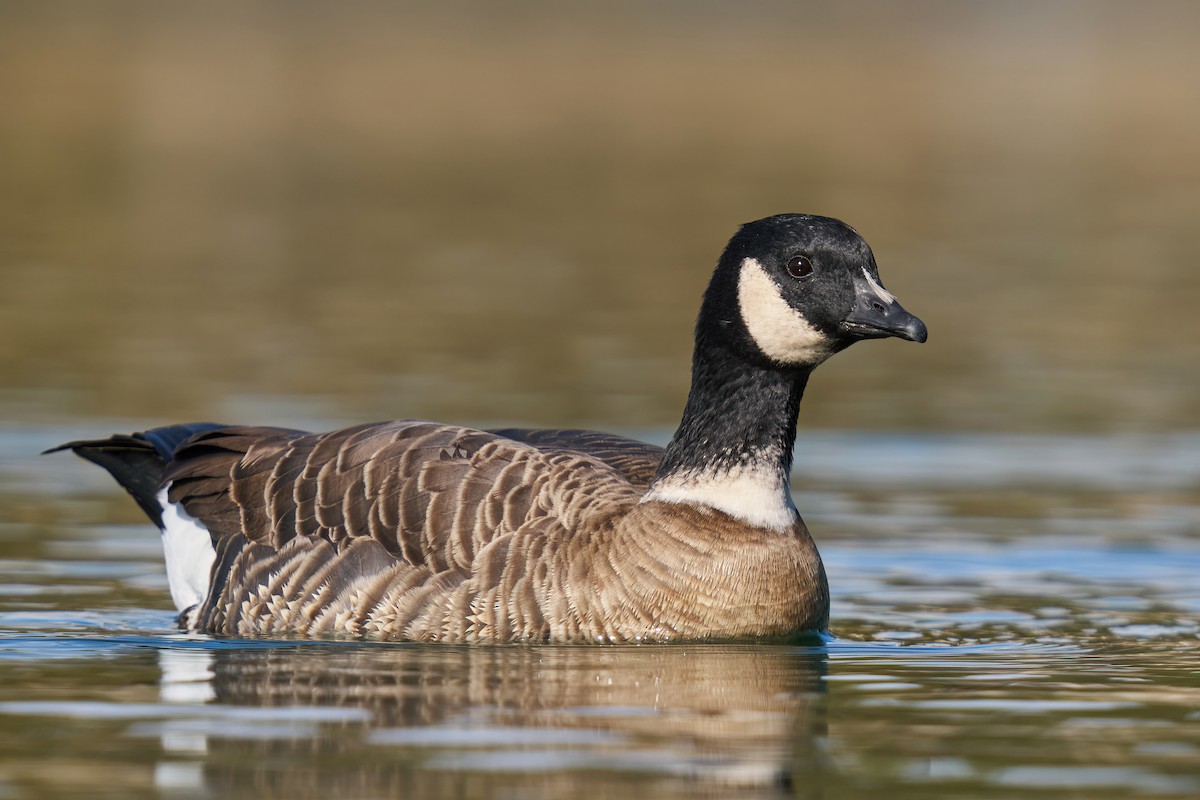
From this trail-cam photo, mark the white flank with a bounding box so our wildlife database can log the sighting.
[156,486,216,612]
[738,258,832,366]
[643,463,798,531]
[862,267,895,304]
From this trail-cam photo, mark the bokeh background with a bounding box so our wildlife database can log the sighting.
[2,1,1198,434]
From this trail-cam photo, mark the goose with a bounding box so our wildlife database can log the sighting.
[48,214,926,643]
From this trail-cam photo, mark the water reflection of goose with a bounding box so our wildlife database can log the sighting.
[50,215,925,643]
[177,643,828,797]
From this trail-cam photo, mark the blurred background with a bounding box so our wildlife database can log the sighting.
[2,0,1198,434]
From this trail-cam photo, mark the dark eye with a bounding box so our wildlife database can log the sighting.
[786,255,813,278]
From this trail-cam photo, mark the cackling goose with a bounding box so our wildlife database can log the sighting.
[48,214,926,643]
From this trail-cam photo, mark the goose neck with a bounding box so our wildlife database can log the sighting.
[645,346,810,530]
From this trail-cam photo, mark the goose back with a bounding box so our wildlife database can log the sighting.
[486,427,664,487]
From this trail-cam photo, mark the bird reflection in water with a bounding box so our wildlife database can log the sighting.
[153,643,829,799]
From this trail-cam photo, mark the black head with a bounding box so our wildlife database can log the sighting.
[697,214,927,369]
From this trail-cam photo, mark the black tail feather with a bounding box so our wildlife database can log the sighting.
[44,422,228,529]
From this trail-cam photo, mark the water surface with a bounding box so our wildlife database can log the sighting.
[2,425,1196,799]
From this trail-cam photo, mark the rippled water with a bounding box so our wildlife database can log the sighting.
[2,424,1197,799]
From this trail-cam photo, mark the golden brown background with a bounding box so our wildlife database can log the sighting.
[3,2,1198,433]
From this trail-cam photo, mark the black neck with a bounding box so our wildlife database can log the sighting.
[652,341,811,485]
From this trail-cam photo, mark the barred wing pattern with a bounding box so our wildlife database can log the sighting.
[165,422,644,641]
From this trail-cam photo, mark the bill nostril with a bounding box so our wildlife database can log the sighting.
[872,301,886,313]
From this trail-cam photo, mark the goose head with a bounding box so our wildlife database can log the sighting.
[698,214,927,369]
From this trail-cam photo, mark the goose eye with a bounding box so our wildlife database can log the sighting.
[786,255,813,278]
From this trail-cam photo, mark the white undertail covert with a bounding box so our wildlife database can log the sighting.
[156,486,216,612]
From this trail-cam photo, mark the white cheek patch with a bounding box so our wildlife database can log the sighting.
[157,486,216,613]
[862,268,895,305]
[643,462,798,531]
[737,258,833,365]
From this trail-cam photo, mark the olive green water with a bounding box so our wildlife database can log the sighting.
[1,4,1198,798]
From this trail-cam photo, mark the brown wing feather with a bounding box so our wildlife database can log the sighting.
[487,428,664,488]
[163,420,650,640]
